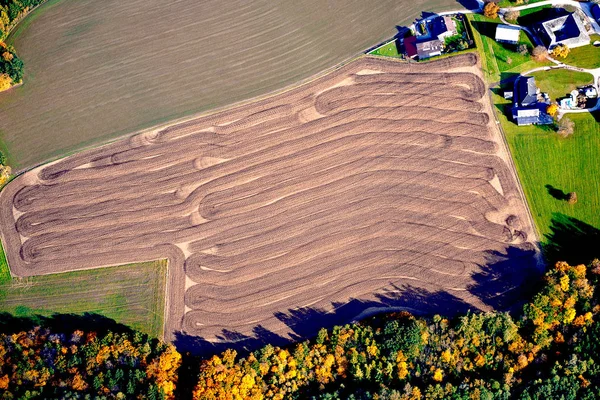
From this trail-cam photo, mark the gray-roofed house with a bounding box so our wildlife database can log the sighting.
[511,76,553,126]
[533,12,590,49]
[416,39,443,59]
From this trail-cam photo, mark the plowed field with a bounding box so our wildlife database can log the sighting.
[0,0,463,169]
[0,54,538,343]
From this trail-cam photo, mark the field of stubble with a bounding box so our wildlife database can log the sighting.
[0,54,538,343]
[0,0,465,170]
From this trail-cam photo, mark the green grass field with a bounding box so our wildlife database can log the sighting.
[562,35,600,69]
[0,258,168,337]
[504,113,600,240]
[468,14,551,83]
[370,41,400,57]
[529,69,593,101]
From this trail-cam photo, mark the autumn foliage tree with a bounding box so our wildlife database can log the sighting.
[505,10,520,22]
[532,45,547,61]
[550,44,570,58]
[483,1,500,18]
[546,103,559,117]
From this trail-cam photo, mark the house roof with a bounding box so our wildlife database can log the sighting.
[430,16,449,38]
[443,16,457,34]
[495,24,521,43]
[514,76,538,107]
[404,36,418,58]
[535,12,590,48]
[416,39,443,54]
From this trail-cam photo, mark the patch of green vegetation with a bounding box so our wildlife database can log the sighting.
[469,14,551,82]
[562,34,600,69]
[496,0,546,8]
[0,259,168,337]
[529,69,593,101]
[0,241,11,284]
[369,40,400,58]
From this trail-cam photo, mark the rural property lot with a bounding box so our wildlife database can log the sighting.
[0,54,538,343]
[0,0,465,170]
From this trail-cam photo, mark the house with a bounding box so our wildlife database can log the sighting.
[495,24,521,45]
[511,76,553,126]
[403,36,418,59]
[533,12,590,49]
[416,39,443,59]
[430,15,458,40]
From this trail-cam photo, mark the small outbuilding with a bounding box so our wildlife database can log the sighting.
[495,24,521,45]
[416,39,443,59]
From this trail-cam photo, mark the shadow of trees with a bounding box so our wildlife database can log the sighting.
[543,213,600,266]
[0,312,134,336]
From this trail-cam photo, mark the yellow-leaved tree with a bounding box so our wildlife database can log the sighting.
[0,73,11,92]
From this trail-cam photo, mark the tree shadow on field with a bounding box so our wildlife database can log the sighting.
[545,184,568,201]
[543,213,600,266]
[469,244,542,312]
[0,312,134,336]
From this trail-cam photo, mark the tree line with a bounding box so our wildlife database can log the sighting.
[0,0,45,92]
[0,328,181,399]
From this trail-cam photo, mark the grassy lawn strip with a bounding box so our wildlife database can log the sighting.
[370,41,400,58]
[563,34,600,69]
[0,258,168,337]
[529,69,593,101]
[0,241,10,284]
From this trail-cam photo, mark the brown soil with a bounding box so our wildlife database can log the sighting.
[0,54,538,343]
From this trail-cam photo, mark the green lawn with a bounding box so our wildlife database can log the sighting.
[497,0,547,8]
[0,259,168,337]
[0,241,10,284]
[468,14,551,83]
[529,69,594,101]
[504,113,600,241]
[562,35,600,69]
[370,40,400,58]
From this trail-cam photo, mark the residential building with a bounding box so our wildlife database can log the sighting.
[495,24,521,45]
[416,39,443,59]
[511,76,553,126]
[533,12,590,49]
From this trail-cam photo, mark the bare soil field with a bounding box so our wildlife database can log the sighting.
[0,54,538,344]
[0,0,464,170]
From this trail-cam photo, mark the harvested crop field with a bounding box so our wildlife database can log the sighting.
[0,0,464,170]
[0,54,538,344]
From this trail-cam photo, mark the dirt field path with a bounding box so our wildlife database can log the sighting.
[0,54,538,343]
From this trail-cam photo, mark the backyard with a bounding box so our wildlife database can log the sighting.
[0,257,168,337]
[563,34,600,69]
[529,69,594,101]
[468,14,552,83]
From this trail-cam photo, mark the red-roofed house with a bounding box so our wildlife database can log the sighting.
[403,36,418,59]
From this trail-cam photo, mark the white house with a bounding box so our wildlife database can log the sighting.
[495,24,521,45]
